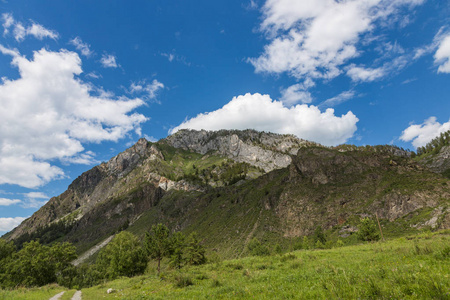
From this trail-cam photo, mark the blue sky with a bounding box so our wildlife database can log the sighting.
[0,0,449,235]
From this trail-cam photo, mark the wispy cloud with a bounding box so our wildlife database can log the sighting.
[0,198,21,206]
[161,52,191,66]
[1,13,58,42]
[129,79,164,101]
[320,90,356,108]
[100,54,118,68]
[70,37,93,57]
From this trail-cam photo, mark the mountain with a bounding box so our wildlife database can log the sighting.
[4,129,450,259]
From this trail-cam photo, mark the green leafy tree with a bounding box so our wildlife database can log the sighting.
[357,218,381,242]
[2,240,76,288]
[144,223,172,274]
[96,231,147,279]
[185,232,207,265]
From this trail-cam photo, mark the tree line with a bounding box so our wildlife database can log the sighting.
[416,130,450,156]
[0,224,206,289]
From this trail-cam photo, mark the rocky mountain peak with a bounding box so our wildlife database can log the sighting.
[163,129,317,172]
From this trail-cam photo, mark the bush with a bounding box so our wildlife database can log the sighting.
[315,240,325,249]
[173,274,193,288]
[247,238,270,256]
[357,218,380,242]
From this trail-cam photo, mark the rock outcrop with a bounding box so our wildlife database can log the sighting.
[164,129,316,172]
[419,145,450,174]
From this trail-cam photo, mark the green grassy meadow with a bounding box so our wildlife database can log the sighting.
[2,230,448,299]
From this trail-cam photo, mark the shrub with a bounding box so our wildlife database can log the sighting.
[315,240,325,249]
[357,218,380,242]
[247,238,270,256]
[173,274,193,288]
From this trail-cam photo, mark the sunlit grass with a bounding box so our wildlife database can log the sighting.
[81,230,449,299]
[2,230,448,299]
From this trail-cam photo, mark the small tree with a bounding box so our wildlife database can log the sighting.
[169,231,186,269]
[302,236,310,250]
[185,232,206,265]
[357,218,380,242]
[96,231,147,279]
[144,223,172,274]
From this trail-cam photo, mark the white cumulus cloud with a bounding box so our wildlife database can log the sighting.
[250,0,424,80]
[280,78,315,105]
[0,47,151,188]
[170,93,358,146]
[434,34,450,73]
[280,85,313,105]
[0,216,27,233]
[400,117,450,148]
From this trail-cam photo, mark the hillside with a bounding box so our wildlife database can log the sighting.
[4,129,450,259]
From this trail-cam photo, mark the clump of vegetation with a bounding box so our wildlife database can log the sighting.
[0,239,76,288]
[0,223,208,290]
[247,237,270,256]
[357,217,381,242]
[96,231,147,279]
[145,224,207,275]
[173,274,194,288]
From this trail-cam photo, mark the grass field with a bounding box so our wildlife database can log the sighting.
[1,230,449,299]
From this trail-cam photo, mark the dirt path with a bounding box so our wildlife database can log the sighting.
[49,290,82,300]
[71,290,82,300]
[49,291,65,300]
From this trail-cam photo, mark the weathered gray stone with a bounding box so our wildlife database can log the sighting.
[165,129,316,172]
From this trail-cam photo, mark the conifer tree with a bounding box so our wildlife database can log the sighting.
[144,223,172,274]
